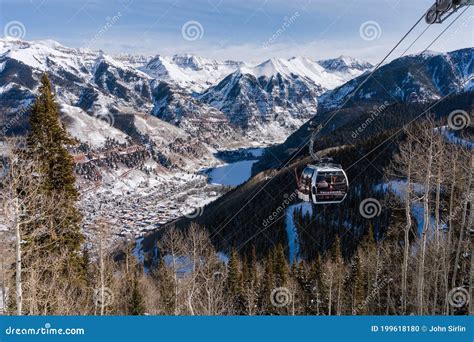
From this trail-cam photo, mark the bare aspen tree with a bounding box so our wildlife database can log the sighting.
[444,148,459,314]
[159,227,186,315]
[451,152,472,289]
[96,219,111,316]
[1,143,44,315]
[408,119,435,314]
[0,233,11,315]
[430,133,446,314]
[387,130,416,314]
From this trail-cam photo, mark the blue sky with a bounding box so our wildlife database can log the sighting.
[0,0,472,63]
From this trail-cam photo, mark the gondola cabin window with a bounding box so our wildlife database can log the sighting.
[300,167,314,195]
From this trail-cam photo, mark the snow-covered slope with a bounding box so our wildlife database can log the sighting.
[241,57,344,90]
[151,81,249,148]
[0,37,153,119]
[2,37,470,150]
[318,55,373,83]
[198,57,363,142]
[0,37,375,146]
[141,54,243,93]
[319,49,473,110]
[60,104,128,148]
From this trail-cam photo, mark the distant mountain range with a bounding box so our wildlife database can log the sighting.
[0,37,373,146]
[0,38,472,175]
[319,48,473,110]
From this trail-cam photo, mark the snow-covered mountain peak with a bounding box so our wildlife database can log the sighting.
[170,54,207,70]
[140,54,243,92]
[93,51,141,72]
[0,37,88,72]
[318,55,373,73]
[417,50,444,59]
[239,57,343,90]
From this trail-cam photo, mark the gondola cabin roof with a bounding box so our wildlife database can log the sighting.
[304,164,344,172]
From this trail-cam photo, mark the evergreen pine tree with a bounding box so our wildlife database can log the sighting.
[155,256,176,315]
[353,250,367,314]
[226,249,243,312]
[330,236,343,264]
[18,74,86,314]
[273,244,288,286]
[128,276,146,315]
[249,245,258,289]
[25,74,84,258]
[308,254,327,315]
[258,252,275,314]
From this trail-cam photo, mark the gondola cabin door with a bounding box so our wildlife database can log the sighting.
[298,165,349,205]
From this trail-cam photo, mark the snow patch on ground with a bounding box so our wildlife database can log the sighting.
[61,104,128,147]
[217,252,229,264]
[436,126,474,149]
[285,202,313,264]
[376,180,441,235]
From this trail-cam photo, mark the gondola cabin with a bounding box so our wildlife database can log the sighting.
[297,164,349,205]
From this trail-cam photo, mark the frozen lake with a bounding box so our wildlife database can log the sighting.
[207,159,259,186]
